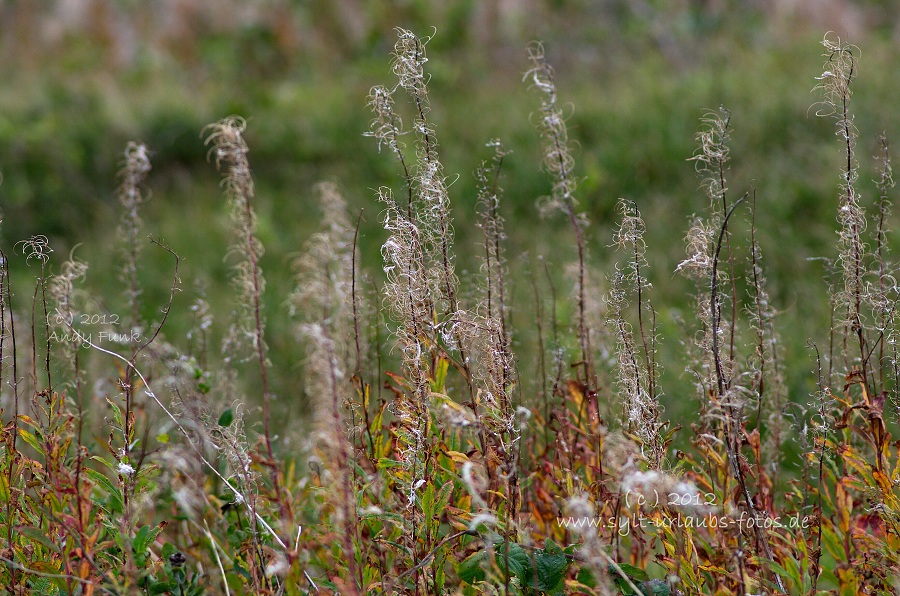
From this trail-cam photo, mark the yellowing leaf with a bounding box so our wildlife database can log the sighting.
[446,451,470,464]
[872,469,892,495]
[17,428,42,452]
[836,481,852,534]
[16,414,38,428]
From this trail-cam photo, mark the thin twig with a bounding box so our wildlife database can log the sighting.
[204,519,231,596]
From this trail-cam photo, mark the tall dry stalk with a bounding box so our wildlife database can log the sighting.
[814,35,868,378]
[746,194,788,468]
[525,44,594,388]
[292,182,362,593]
[609,199,664,468]
[204,116,276,467]
[117,142,151,329]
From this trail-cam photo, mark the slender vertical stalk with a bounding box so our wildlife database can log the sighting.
[0,250,18,589]
[808,342,828,595]
[204,117,277,466]
[526,44,594,388]
[711,195,783,593]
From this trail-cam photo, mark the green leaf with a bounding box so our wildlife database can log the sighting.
[430,357,450,392]
[435,556,446,592]
[535,539,569,594]
[377,458,405,470]
[234,561,253,582]
[90,455,117,472]
[768,559,801,591]
[17,428,42,453]
[434,480,453,517]
[83,468,124,513]
[134,525,150,550]
[577,566,596,588]
[149,581,175,595]
[421,482,436,519]
[133,523,165,556]
[610,563,649,582]
[217,408,234,427]
[499,542,533,586]
[638,580,672,596]
[106,397,124,430]
[458,550,487,584]
[18,525,60,554]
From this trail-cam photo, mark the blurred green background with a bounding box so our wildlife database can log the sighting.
[0,1,898,433]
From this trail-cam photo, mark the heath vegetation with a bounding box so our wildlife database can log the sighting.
[0,24,899,596]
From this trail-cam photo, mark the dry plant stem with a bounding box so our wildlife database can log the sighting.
[875,140,889,389]
[377,186,430,589]
[828,292,836,384]
[481,146,510,342]
[67,296,86,472]
[612,199,663,464]
[810,342,827,594]
[30,279,46,392]
[205,117,276,466]
[875,136,896,401]
[634,242,654,401]
[351,211,375,462]
[691,109,736,386]
[562,172,589,382]
[118,142,151,329]
[351,212,364,384]
[39,262,52,391]
[711,195,784,593]
[0,251,19,588]
[301,219,363,592]
[539,256,566,405]
[132,238,180,361]
[122,238,179,519]
[28,284,37,392]
[526,45,593,386]
[204,520,231,596]
[821,38,870,387]
[717,138,739,370]
[820,39,890,475]
[205,120,292,541]
[623,200,657,402]
[247,200,274,463]
[529,259,549,438]
[611,276,645,424]
[406,33,476,408]
[735,548,747,596]
[596,547,643,595]
[750,193,765,425]
[323,324,363,594]
[367,85,414,214]
[372,278,385,408]
[841,66,866,379]
[478,144,515,420]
